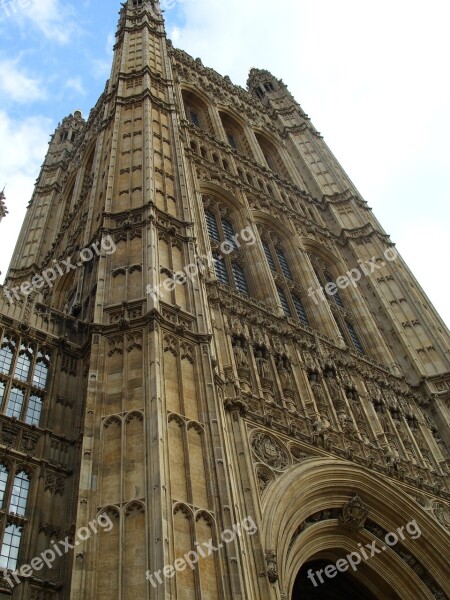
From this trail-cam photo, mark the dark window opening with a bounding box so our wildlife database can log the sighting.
[189,111,200,127]
[213,253,229,285]
[227,132,237,149]
[232,263,249,295]
[205,210,220,242]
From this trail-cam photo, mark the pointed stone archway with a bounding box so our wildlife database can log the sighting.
[260,458,449,599]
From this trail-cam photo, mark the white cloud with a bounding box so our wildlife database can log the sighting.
[1,0,78,44]
[169,0,450,327]
[66,76,86,95]
[0,58,45,103]
[0,110,53,280]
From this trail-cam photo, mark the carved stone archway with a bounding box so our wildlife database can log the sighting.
[260,458,450,600]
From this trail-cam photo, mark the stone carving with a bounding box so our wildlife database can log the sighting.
[44,470,66,496]
[432,502,450,530]
[265,549,278,583]
[20,431,40,455]
[233,338,249,369]
[339,495,369,531]
[256,350,270,380]
[1,423,20,447]
[324,370,341,402]
[251,433,289,471]
[276,357,293,391]
[256,466,274,494]
[310,377,327,411]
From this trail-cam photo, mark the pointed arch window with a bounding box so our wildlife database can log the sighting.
[182,90,213,135]
[254,133,290,181]
[203,199,251,297]
[33,352,49,389]
[0,332,49,426]
[14,352,31,383]
[219,111,254,159]
[261,233,310,326]
[0,337,15,375]
[9,472,30,516]
[312,262,365,354]
[0,467,31,569]
[0,524,22,570]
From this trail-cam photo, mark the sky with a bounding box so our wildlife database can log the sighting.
[0,0,449,328]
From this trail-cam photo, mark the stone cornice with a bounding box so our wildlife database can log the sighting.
[339,223,393,246]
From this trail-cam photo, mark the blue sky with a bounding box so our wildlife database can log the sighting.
[0,0,449,329]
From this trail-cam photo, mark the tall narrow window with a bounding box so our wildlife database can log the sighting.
[33,357,49,389]
[312,260,365,354]
[14,352,31,383]
[276,248,292,280]
[0,381,5,405]
[204,199,251,297]
[0,524,22,570]
[6,388,24,419]
[277,287,291,317]
[255,133,290,180]
[261,234,310,326]
[262,241,276,271]
[25,395,43,426]
[325,271,344,308]
[212,253,229,285]
[232,264,249,296]
[0,344,13,375]
[0,465,8,506]
[9,472,30,516]
[293,294,309,326]
[346,322,364,354]
[221,219,237,248]
[205,210,220,242]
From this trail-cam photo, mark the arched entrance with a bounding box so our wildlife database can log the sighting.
[260,458,449,600]
[292,558,378,600]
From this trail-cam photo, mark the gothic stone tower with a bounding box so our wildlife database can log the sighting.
[0,1,449,599]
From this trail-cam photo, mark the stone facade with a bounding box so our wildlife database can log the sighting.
[0,1,448,598]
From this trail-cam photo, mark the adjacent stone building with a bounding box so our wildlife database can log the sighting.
[0,190,7,224]
[0,1,448,598]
